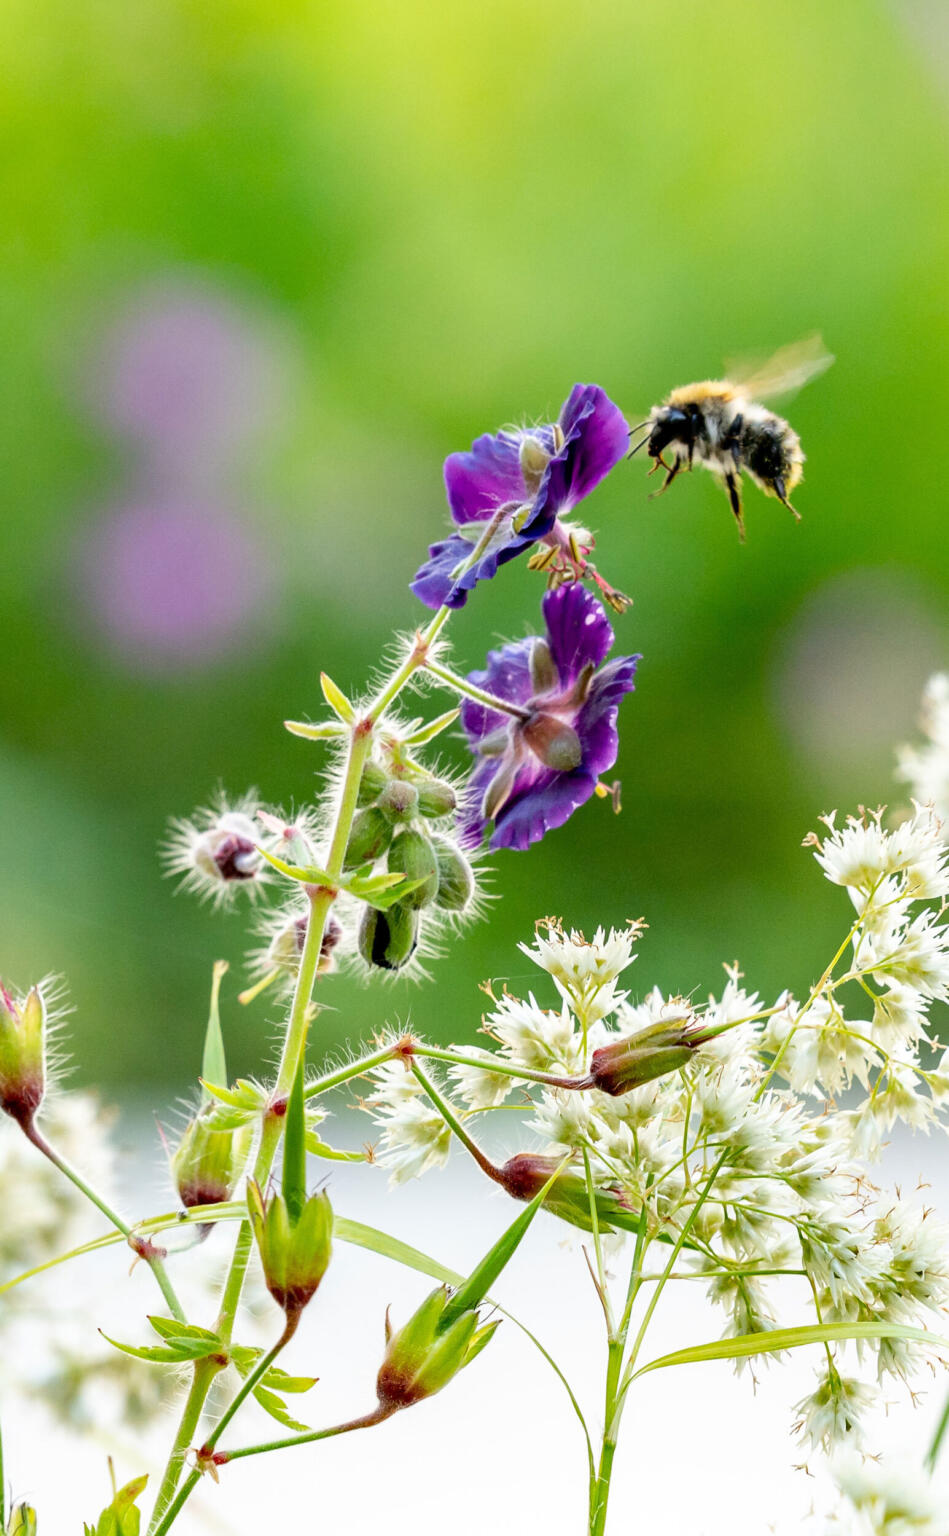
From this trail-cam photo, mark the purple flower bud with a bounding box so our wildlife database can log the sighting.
[496,1152,640,1234]
[587,1013,705,1096]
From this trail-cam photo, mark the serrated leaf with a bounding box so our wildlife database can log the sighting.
[320,672,355,724]
[305,1130,364,1163]
[201,963,228,1105]
[147,1316,223,1351]
[230,1345,262,1373]
[261,1366,318,1394]
[284,718,347,741]
[346,869,407,896]
[252,1384,311,1433]
[632,1321,949,1380]
[346,873,426,911]
[403,708,461,746]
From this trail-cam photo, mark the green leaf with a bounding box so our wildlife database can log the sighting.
[403,709,461,745]
[256,847,334,885]
[345,872,426,910]
[88,1475,148,1536]
[101,1329,216,1365]
[147,1316,223,1352]
[200,1078,266,1112]
[201,962,229,1105]
[439,1157,566,1330]
[284,718,347,741]
[252,1384,311,1434]
[632,1321,949,1380]
[334,1216,460,1286]
[304,1130,364,1163]
[283,1057,307,1224]
[261,1372,316,1396]
[320,672,356,724]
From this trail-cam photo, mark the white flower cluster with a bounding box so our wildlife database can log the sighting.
[366,809,949,1457]
[898,673,949,824]
[822,1456,949,1535]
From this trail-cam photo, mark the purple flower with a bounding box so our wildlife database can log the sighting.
[460,584,639,851]
[412,384,629,611]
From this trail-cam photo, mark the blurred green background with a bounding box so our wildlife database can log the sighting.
[1,0,947,1092]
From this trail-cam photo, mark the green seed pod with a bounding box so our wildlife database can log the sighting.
[432,836,475,912]
[414,778,457,819]
[376,779,419,820]
[172,1109,253,1210]
[356,760,390,807]
[247,1181,333,1318]
[0,984,46,1131]
[343,807,394,870]
[358,902,419,971]
[388,828,439,910]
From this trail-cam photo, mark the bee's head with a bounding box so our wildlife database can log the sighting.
[646,407,691,460]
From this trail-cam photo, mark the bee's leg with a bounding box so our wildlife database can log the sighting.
[649,454,683,500]
[723,412,744,473]
[646,450,671,478]
[773,476,801,522]
[724,470,746,542]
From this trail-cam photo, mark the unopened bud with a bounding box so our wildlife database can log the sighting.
[0,984,46,1130]
[431,837,475,912]
[172,1109,252,1209]
[588,1015,702,1096]
[357,760,390,807]
[388,829,439,910]
[529,638,558,696]
[247,1180,333,1319]
[7,1505,38,1535]
[414,778,457,819]
[376,780,419,820]
[497,1152,638,1234]
[358,902,419,971]
[376,1286,497,1410]
[343,807,394,870]
[521,712,582,772]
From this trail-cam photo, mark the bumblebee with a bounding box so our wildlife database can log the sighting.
[631,336,833,538]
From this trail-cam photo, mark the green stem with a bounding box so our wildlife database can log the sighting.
[205,1313,299,1454]
[589,1202,649,1535]
[424,658,530,720]
[408,1060,501,1183]
[303,1043,401,1099]
[219,1403,395,1464]
[24,1123,185,1323]
[410,1042,585,1090]
[148,1359,220,1527]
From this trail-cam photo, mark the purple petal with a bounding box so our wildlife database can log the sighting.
[546,385,630,514]
[542,584,615,687]
[491,767,599,851]
[461,638,534,743]
[575,655,640,778]
[444,430,525,526]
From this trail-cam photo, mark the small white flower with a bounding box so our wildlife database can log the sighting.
[448,1055,517,1110]
[793,1369,875,1451]
[527,1087,595,1150]
[486,991,580,1072]
[830,1452,949,1534]
[520,919,640,1022]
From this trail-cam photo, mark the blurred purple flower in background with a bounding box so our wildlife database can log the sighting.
[69,272,294,671]
[411,384,629,611]
[77,498,277,671]
[460,583,639,851]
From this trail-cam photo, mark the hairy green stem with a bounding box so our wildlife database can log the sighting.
[24,1123,186,1323]
[148,1359,221,1527]
[424,657,530,720]
[409,1060,501,1183]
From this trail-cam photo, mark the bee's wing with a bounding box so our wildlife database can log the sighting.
[724,334,834,403]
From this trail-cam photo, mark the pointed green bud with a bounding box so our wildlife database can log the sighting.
[0,984,46,1131]
[376,780,419,820]
[247,1181,333,1319]
[356,760,390,807]
[172,1109,252,1210]
[496,1153,640,1235]
[588,1013,704,1096]
[343,807,394,870]
[431,837,475,913]
[387,829,439,910]
[7,1506,38,1536]
[376,1287,489,1410]
[357,902,419,971]
[414,778,457,819]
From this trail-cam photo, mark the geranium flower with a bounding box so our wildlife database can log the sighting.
[411,384,629,611]
[459,584,639,850]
